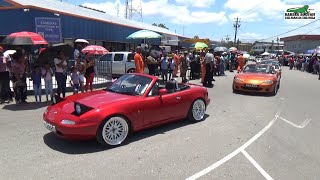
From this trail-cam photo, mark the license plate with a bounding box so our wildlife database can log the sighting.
[44,121,56,132]
[245,84,258,88]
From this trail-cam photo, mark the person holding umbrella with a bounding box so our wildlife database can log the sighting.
[84,53,95,92]
[54,50,67,98]
[11,51,28,104]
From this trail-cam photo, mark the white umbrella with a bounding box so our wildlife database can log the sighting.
[261,52,270,56]
[214,46,228,52]
[3,50,16,57]
[75,39,89,44]
[243,54,250,58]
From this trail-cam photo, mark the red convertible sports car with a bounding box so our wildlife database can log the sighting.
[43,73,210,146]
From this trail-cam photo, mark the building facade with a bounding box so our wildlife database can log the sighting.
[251,41,284,55]
[0,0,188,51]
[238,43,253,52]
[280,35,320,53]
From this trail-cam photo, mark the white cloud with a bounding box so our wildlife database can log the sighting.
[225,0,286,22]
[175,0,215,8]
[82,0,228,26]
[82,0,126,18]
[239,32,266,39]
[283,0,317,5]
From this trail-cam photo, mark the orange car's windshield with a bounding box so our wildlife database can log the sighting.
[243,65,269,74]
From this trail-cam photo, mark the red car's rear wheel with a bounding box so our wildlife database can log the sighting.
[97,116,130,146]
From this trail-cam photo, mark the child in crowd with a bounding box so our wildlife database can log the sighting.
[168,57,174,80]
[31,65,42,102]
[70,66,80,94]
[42,63,53,101]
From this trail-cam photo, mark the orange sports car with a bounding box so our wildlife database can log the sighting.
[232,64,280,95]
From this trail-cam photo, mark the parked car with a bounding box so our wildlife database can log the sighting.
[96,52,149,77]
[43,73,210,146]
[233,64,280,95]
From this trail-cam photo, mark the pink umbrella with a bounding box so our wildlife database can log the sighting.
[82,45,109,55]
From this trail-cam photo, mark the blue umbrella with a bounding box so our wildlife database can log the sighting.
[305,49,315,54]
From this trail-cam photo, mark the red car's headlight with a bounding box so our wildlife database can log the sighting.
[73,102,94,116]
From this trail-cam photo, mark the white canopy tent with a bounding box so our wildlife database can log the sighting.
[261,52,270,56]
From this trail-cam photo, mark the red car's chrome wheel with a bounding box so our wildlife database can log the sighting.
[97,116,129,146]
[188,99,206,122]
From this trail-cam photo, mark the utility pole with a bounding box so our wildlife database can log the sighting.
[225,35,230,42]
[233,17,241,47]
[277,37,280,56]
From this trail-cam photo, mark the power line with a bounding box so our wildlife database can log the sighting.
[259,18,320,41]
[305,26,320,34]
[239,1,264,17]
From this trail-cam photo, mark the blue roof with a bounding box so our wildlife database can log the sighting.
[8,0,182,37]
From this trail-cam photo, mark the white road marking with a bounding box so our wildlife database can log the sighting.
[185,112,281,180]
[241,150,274,180]
[279,116,311,129]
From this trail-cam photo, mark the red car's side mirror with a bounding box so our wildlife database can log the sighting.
[159,89,168,96]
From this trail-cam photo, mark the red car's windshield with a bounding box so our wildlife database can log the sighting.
[106,74,152,96]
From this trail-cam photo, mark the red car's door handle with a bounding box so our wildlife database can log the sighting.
[176,96,181,100]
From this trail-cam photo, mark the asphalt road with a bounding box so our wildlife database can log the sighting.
[0,67,319,180]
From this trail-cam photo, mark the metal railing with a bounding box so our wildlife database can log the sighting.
[10,58,112,92]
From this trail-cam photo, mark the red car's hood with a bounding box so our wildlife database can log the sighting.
[236,73,275,80]
[74,90,134,108]
[56,90,135,113]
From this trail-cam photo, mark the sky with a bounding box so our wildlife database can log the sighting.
[64,0,320,42]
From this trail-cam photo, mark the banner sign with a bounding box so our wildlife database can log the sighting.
[35,17,62,43]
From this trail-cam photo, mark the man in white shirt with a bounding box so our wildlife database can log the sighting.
[203,49,215,87]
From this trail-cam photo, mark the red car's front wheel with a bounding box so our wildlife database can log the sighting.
[97,116,130,146]
[188,99,206,122]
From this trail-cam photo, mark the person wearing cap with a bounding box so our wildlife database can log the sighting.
[134,46,144,74]
[0,46,13,103]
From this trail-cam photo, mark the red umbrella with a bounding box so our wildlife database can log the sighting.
[82,45,109,55]
[1,31,48,45]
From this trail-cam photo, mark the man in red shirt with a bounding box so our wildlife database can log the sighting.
[134,46,144,74]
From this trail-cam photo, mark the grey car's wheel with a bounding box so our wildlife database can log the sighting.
[127,69,135,73]
[188,99,206,122]
[97,116,130,147]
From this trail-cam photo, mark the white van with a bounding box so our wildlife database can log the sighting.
[96,52,149,77]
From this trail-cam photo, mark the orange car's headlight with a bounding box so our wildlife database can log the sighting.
[234,78,244,83]
[262,80,273,85]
